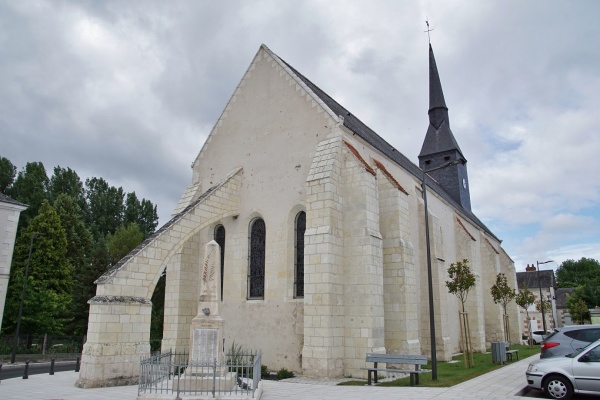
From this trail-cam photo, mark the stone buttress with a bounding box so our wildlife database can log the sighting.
[76,168,241,388]
[374,160,421,356]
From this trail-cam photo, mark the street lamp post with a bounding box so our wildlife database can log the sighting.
[536,260,554,333]
[422,159,461,381]
[11,232,43,364]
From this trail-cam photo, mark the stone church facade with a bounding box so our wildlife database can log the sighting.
[76,44,519,388]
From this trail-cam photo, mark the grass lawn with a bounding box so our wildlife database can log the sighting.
[338,344,540,387]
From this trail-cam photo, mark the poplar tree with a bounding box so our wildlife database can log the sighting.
[49,166,88,216]
[54,194,94,334]
[9,162,49,228]
[124,192,159,238]
[2,201,72,335]
[0,156,16,193]
[85,177,125,238]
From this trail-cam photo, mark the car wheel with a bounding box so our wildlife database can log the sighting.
[543,375,573,399]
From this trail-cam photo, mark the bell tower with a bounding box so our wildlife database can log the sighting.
[418,44,471,211]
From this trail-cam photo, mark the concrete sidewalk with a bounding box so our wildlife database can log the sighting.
[0,354,536,400]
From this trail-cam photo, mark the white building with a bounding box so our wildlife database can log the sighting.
[0,193,27,331]
[77,44,518,388]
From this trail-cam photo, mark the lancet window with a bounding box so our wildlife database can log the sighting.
[294,211,306,298]
[248,218,265,299]
[214,224,226,301]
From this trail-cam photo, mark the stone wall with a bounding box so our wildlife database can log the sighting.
[0,198,27,331]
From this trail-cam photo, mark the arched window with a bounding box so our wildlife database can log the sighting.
[214,224,225,301]
[294,211,306,298]
[248,218,265,299]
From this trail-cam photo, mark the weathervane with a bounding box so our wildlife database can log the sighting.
[425,19,433,43]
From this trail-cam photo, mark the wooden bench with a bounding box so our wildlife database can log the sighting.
[360,353,430,386]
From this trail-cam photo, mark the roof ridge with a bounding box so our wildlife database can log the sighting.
[272,46,496,240]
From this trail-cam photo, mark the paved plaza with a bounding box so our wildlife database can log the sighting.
[0,354,537,400]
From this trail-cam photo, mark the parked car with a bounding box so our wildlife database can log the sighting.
[526,338,600,399]
[531,330,553,345]
[541,325,600,359]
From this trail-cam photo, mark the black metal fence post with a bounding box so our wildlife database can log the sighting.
[50,359,55,375]
[212,358,217,398]
[23,360,29,379]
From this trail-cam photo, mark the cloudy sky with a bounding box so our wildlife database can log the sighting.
[2,0,599,271]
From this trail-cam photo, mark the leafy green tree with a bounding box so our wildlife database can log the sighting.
[124,192,159,238]
[49,166,87,216]
[53,194,94,334]
[515,287,536,315]
[568,298,591,325]
[124,192,141,225]
[2,201,72,335]
[446,259,476,367]
[74,236,112,335]
[446,259,477,313]
[9,162,49,228]
[515,287,536,347]
[139,198,159,238]
[534,298,552,331]
[566,283,600,310]
[491,273,516,342]
[491,273,516,315]
[0,156,16,193]
[556,258,600,288]
[535,299,552,314]
[107,222,144,265]
[85,177,124,238]
[54,194,93,273]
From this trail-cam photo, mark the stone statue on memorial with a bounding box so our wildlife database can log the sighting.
[187,240,229,379]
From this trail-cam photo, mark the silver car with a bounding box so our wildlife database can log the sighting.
[541,324,600,358]
[526,338,600,399]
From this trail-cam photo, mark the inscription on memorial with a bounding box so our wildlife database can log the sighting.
[191,328,218,366]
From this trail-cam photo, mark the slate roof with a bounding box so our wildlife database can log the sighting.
[274,47,499,242]
[0,192,28,208]
[420,44,464,158]
[516,270,556,289]
[554,288,575,309]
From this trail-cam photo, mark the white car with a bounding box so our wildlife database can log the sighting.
[526,338,600,399]
[531,330,552,345]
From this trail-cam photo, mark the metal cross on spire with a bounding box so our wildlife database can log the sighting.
[425,19,433,43]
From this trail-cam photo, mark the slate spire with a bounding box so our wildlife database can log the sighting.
[419,44,471,211]
[428,44,449,129]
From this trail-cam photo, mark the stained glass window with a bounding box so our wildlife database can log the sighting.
[248,218,265,299]
[214,225,225,301]
[294,211,306,298]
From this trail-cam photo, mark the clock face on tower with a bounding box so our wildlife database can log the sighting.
[463,178,467,189]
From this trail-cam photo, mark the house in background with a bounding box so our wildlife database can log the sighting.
[0,193,28,330]
[554,287,575,327]
[517,266,556,334]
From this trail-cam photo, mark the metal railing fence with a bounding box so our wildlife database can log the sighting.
[138,349,261,398]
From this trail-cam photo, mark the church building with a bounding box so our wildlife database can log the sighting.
[76,44,519,388]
